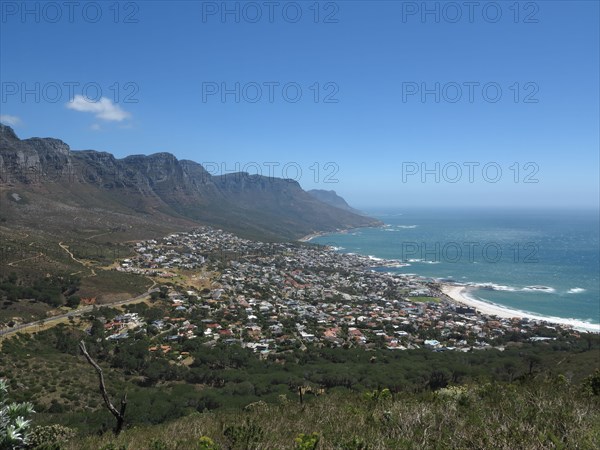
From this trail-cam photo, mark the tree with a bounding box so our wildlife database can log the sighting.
[582,369,600,396]
[79,341,127,435]
[0,378,35,448]
[522,353,541,375]
[427,370,450,391]
[66,295,81,308]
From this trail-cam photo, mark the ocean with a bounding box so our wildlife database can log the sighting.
[311,209,600,327]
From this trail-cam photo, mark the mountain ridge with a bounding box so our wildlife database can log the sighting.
[0,124,381,242]
[308,189,366,216]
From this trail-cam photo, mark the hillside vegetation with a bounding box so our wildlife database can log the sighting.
[67,375,600,449]
[1,322,599,449]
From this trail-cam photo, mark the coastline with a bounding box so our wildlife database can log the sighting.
[300,224,599,334]
[298,231,327,242]
[299,223,383,243]
[441,284,600,334]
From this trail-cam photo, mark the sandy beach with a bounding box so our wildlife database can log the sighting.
[298,232,326,242]
[441,284,600,333]
[299,228,359,242]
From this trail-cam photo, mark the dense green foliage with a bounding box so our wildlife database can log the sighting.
[0,273,80,307]
[1,324,598,442]
[68,376,600,449]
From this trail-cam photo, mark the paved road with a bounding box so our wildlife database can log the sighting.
[0,288,159,338]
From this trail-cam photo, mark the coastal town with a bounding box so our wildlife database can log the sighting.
[105,227,578,358]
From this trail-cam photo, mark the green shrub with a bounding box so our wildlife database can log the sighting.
[363,388,391,402]
[338,437,369,450]
[434,385,472,405]
[148,438,168,450]
[28,424,76,449]
[294,432,319,450]
[197,436,219,450]
[223,420,263,450]
[581,369,600,396]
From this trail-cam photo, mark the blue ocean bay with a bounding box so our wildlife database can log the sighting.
[311,209,600,326]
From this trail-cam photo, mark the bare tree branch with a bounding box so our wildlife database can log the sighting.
[79,340,127,434]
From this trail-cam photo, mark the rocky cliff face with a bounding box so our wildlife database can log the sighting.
[0,124,381,240]
[0,124,73,184]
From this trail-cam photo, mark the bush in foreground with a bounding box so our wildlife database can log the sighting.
[64,376,600,449]
[0,378,35,449]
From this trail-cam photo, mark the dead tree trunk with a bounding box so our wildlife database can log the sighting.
[79,340,127,434]
[298,386,304,405]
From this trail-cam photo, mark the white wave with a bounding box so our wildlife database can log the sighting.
[443,285,600,333]
[396,225,418,229]
[467,282,519,292]
[467,282,556,294]
[522,285,556,293]
[567,287,586,294]
[383,262,411,268]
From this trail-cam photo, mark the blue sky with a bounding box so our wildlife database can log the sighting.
[1,1,598,209]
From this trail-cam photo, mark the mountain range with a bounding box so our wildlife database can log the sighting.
[307,189,366,216]
[0,124,380,242]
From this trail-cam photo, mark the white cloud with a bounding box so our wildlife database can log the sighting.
[90,123,102,131]
[0,115,22,126]
[67,95,131,122]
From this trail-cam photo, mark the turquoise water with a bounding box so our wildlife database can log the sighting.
[312,209,600,326]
